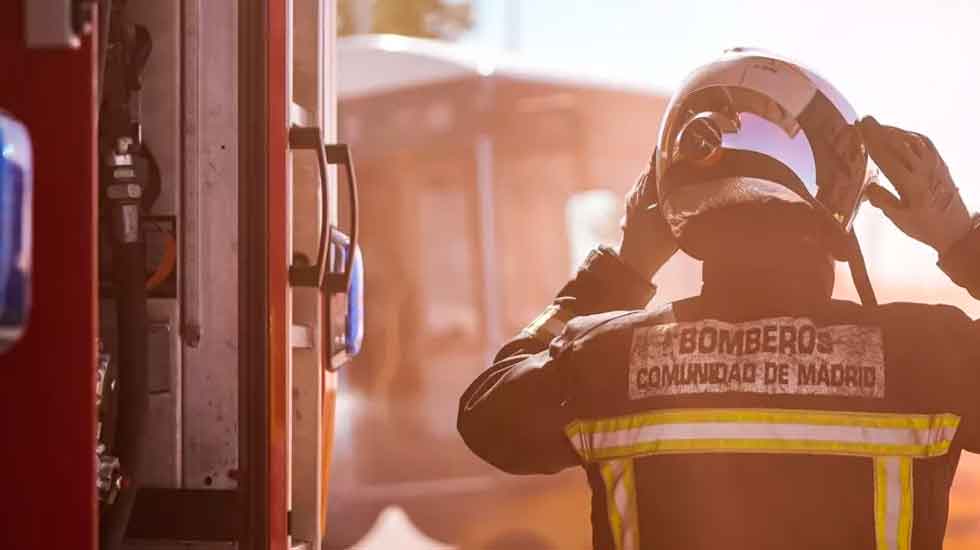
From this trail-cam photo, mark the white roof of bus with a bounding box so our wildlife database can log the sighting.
[338,34,669,100]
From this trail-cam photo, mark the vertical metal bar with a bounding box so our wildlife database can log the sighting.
[268,0,291,546]
[180,0,204,350]
[504,0,521,51]
[128,0,183,489]
[181,0,240,491]
[320,0,339,536]
[238,0,271,545]
[289,0,325,545]
[283,1,296,547]
[316,0,324,131]
[475,133,502,357]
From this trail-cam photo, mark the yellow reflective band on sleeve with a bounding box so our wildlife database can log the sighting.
[600,459,639,550]
[523,304,574,343]
[874,456,914,550]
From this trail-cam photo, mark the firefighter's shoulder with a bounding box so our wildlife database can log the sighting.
[820,300,976,360]
[822,298,970,329]
[869,300,973,334]
[859,300,979,391]
[550,305,673,356]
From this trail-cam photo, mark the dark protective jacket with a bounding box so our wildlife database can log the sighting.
[458,229,980,550]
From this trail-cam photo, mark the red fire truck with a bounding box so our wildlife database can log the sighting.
[1,2,356,549]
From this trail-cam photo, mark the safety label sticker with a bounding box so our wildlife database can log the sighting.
[629,317,885,399]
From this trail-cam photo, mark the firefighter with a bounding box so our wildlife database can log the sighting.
[457,49,980,550]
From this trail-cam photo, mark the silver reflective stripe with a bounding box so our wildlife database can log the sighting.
[875,456,913,550]
[565,409,960,462]
[575,421,959,460]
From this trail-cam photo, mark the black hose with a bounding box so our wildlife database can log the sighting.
[111,238,149,483]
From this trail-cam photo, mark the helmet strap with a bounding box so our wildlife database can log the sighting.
[845,230,878,307]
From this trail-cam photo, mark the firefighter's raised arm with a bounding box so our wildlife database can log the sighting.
[859,116,980,297]
[860,116,980,453]
[457,172,675,475]
[456,246,658,474]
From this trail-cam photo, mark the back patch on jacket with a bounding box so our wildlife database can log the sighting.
[629,317,885,399]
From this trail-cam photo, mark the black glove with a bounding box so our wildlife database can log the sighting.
[618,157,678,280]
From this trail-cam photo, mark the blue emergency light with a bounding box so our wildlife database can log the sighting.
[346,243,364,356]
[0,112,32,352]
[328,227,364,364]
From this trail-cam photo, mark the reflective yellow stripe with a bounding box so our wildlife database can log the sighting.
[523,304,574,342]
[567,408,961,435]
[564,409,960,462]
[600,459,639,550]
[566,409,955,550]
[621,460,639,550]
[875,457,888,550]
[873,456,914,550]
[578,437,952,462]
[600,461,624,550]
[898,457,913,550]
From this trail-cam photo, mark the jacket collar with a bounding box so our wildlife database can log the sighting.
[699,255,834,318]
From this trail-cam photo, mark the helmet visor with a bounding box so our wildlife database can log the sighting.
[722,112,817,197]
[656,53,873,231]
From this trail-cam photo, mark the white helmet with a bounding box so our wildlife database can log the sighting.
[654,48,878,304]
